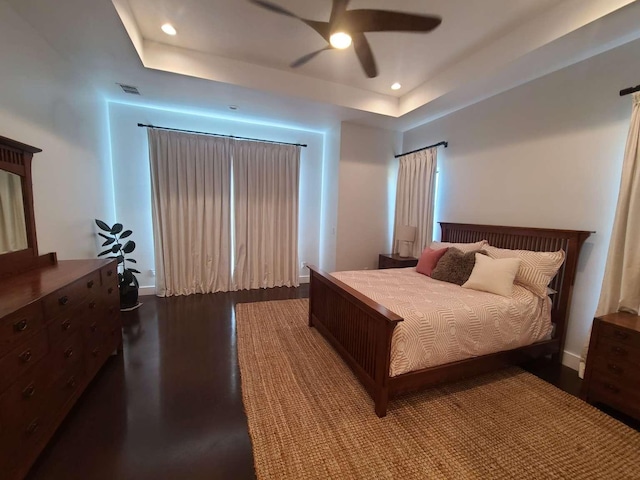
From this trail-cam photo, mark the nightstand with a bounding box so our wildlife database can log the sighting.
[378,253,418,269]
[581,312,640,421]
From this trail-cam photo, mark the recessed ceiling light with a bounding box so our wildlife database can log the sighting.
[161,23,177,36]
[330,32,352,49]
[228,105,239,111]
[391,83,402,90]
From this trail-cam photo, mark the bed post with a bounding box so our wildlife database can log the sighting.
[374,321,395,418]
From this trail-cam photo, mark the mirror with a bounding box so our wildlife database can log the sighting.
[0,170,28,254]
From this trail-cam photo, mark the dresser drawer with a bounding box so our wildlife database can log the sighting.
[600,322,640,351]
[0,330,49,392]
[49,330,84,376]
[588,376,640,415]
[593,352,640,385]
[0,302,45,353]
[42,271,101,320]
[595,336,640,367]
[0,359,53,437]
[50,362,85,413]
[101,263,118,287]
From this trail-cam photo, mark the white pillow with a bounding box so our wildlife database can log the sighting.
[430,240,488,253]
[462,253,521,297]
[484,245,565,297]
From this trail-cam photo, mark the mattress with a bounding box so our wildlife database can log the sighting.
[331,268,553,377]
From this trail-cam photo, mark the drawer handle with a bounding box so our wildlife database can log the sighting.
[26,419,40,435]
[605,383,620,393]
[89,301,97,309]
[108,306,115,315]
[13,319,28,332]
[61,319,72,331]
[106,270,113,277]
[90,322,98,333]
[67,376,77,388]
[22,383,36,399]
[64,347,74,359]
[59,296,70,306]
[613,330,629,340]
[19,349,32,363]
[87,280,95,289]
[108,287,114,294]
[611,346,627,356]
[92,348,100,357]
[607,363,623,374]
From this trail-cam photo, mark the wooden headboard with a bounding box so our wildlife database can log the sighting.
[440,222,592,358]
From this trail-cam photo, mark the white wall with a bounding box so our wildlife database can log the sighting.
[0,0,114,259]
[403,37,640,369]
[319,125,340,272]
[108,102,324,290]
[335,122,401,271]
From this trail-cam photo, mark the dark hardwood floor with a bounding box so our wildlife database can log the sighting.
[25,285,635,479]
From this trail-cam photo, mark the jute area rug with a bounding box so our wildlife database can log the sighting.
[236,299,640,479]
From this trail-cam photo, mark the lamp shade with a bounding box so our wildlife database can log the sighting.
[396,225,417,242]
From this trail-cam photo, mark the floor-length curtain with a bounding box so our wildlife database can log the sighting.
[0,171,27,254]
[393,148,437,257]
[580,92,640,376]
[233,141,300,290]
[149,129,233,296]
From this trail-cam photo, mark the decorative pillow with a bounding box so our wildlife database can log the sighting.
[462,253,521,297]
[484,245,565,298]
[431,248,486,286]
[430,240,488,253]
[416,247,448,276]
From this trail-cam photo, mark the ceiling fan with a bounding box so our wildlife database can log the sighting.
[248,0,442,78]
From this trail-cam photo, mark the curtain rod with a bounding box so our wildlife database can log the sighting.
[394,141,448,159]
[620,84,640,96]
[137,123,308,148]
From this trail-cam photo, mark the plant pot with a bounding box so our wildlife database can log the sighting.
[120,284,139,310]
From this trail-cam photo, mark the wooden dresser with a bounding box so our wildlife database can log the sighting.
[581,312,640,421]
[0,259,122,479]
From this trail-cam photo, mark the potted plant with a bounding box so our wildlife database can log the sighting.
[95,219,140,310]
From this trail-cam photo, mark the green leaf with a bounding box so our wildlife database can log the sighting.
[128,268,141,274]
[126,258,137,263]
[117,255,124,264]
[98,249,112,257]
[95,219,111,232]
[98,232,111,240]
[122,240,136,254]
[120,230,132,239]
[111,223,123,235]
[111,244,121,253]
[102,238,116,247]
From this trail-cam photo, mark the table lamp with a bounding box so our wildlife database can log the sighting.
[397,225,417,257]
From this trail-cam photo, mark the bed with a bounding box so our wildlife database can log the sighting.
[307,223,591,417]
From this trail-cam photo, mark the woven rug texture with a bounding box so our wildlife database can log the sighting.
[236,298,640,479]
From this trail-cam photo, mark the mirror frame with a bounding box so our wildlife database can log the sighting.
[0,135,55,277]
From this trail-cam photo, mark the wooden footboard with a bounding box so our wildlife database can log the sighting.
[308,265,401,417]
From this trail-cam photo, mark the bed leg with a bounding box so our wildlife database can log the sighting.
[551,351,562,364]
[374,388,389,418]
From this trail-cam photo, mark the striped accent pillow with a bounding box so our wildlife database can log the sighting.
[484,246,565,297]
[430,240,488,253]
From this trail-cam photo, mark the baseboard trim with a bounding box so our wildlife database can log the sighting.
[139,286,156,296]
[561,350,580,371]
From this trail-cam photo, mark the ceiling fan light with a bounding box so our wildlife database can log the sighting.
[330,32,352,49]
[161,23,177,36]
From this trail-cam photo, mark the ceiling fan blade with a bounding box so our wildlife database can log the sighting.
[290,46,332,68]
[248,1,330,42]
[352,32,377,78]
[330,0,351,26]
[343,10,442,33]
[248,0,299,19]
[302,20,331,42]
